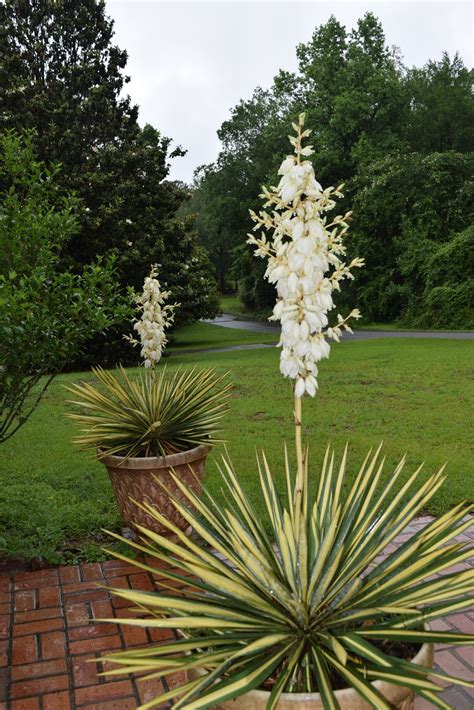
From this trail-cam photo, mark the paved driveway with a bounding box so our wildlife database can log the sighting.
[205,314,474,340]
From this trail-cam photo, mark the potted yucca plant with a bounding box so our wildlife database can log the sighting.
[99,447,473,709]
[96,117,473,708]
[67,267,231,535]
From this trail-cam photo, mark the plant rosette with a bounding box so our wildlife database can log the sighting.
[98,446,473,709]
[67,366,230,535]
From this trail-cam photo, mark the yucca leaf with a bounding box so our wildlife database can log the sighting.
[363,666,441,692]
[218,456,275,558]
[100,614,271,630]
[103,587,280,626]
[357,628,474,644]
[397,597,474,626]
[175,635,290,709]
[176,644,291,710]
[266,639,305,709]
[391,657,474,689]
[311,649,339,710]
[327,634,348,665]
[357,545,472,605]
[339,633,393,668]
[101,635,250,663]
[136,677,204,710]
[322,651,392,709]
[413,690,452,710]
[308,505,341,603]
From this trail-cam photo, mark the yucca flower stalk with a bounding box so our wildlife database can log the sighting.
[247,113,364,536]
[248,113,364,531]
[125,264,179,370]
[248,113,364,400]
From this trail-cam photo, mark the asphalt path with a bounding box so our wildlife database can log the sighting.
[204,313,474,341]
[184,313,474,354]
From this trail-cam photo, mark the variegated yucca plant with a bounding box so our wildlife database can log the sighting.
[67,267,231,459]
[97,119,473,708]
[99,444,474,709]
[66,365,231,458]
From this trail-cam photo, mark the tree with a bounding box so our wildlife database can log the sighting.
[0,0,137,173]
[350,152,474,322]
[0,131,129,443]
[162,216,221,325]
[403,53,474,154]
[0,0,219,328]
[192,14,408,305]
[0,0,138,268]
[296,14,407,181]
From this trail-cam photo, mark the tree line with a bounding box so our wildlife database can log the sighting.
[190,13,474,328]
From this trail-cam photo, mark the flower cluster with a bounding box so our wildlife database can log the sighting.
[248,113,364,398]
[126,265,178,368]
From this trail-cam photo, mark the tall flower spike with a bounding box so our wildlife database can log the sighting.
[125,265,179,368]
[248,113,364,398]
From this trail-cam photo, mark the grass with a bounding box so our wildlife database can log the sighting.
[360,322,474,333]
[0,336,472,564]
[170,320,276,351]
[219,293,248,316]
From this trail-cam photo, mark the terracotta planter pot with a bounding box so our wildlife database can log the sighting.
[189,641,433,709]
[99,444,210,535]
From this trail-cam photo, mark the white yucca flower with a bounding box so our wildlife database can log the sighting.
[126,265,178,368]
[248,113,364,397]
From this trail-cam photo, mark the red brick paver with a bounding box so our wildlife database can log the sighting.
[0,516,471,709]
[2,559,171,709]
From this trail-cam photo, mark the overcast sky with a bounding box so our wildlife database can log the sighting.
[106,1,473,183]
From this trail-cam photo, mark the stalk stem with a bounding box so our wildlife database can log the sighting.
[294,393,304,531]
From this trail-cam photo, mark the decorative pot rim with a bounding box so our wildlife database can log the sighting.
[248,641,432,702]
[191,640,433,704]
[98,443,211,469]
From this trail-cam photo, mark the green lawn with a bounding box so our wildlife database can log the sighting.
[0,336,472,564]
[219,293,247,315]
[219,293,271,320]
[170,320,276,350]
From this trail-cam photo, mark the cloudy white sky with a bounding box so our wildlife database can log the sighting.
[106,1,473,183]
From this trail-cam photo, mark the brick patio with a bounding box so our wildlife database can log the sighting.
[0,516,472,709]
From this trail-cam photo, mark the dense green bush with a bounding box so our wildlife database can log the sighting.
[0,131,129,442]
[413,226,474,328]
[426,226,474,291]
[422,282,474,329]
